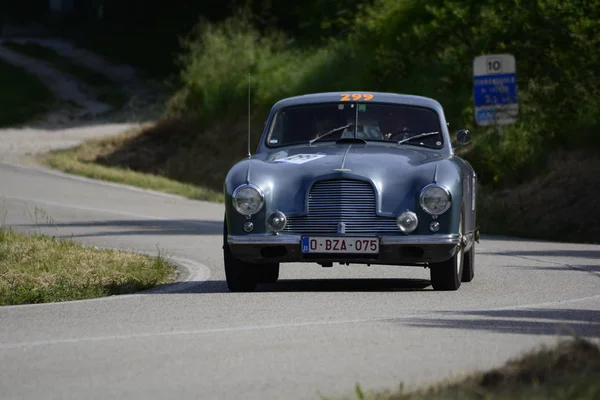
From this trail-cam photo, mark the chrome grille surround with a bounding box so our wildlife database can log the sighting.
[281,179,399,235]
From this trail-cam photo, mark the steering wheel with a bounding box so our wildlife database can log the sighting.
[385,129,415,142]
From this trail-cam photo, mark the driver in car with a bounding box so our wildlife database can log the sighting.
[380,112,416,141]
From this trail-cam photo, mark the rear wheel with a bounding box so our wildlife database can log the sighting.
[461,242,475,282]
[430,212,464,291]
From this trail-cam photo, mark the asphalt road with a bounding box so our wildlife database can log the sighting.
[1,162,599,400]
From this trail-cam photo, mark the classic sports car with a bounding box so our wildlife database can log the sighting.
[223,91,478,292]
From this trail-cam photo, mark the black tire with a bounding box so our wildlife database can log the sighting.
[223,219,257,292]
[256,263,280,284]
[461,242,475,282]
[430,212,464,291]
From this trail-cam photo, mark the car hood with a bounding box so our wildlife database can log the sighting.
[228,142,459,215]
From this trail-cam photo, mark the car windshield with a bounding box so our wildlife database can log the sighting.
[265,102,443,148]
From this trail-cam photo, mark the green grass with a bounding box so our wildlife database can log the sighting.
[0,228,175,306]
[3,41,127,108]
[41,126,223,202]
[0,58,55,127]
[336,337,600,400]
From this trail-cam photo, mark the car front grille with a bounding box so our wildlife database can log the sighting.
[282,179,398,235]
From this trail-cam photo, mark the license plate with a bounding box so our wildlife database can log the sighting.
[301,237,379,254]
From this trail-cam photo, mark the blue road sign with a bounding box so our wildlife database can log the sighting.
[473,73,518,107]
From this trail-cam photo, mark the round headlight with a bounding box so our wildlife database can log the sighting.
[266,211,287,232]
[397,211,418,233]
[419,184,451,215]
[232,184,264,216]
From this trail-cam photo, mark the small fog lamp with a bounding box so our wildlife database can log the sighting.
[397,211,418,233]
[266,211,287,232]
[243,222,254,232]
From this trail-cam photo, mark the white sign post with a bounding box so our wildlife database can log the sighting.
[473,54,518,126]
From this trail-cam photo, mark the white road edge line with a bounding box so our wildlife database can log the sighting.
[0,162,194,201]
[141,255,212,294]
[1,194,222,223]
[1,294,598,350]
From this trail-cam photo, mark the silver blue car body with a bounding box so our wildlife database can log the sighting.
[223,91,478,291]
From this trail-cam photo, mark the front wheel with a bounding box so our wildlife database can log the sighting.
[223,219,258,292]
[224,242,258,292]
[429,212,464,291]
[256,263,280,284]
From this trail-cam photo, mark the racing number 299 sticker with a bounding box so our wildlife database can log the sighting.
[340,93,374,101]
[273,154,326,165]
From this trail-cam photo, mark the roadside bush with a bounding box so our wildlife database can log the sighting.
[170,12,335,121]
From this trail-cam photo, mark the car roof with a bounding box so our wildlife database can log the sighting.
[270,92,445,114]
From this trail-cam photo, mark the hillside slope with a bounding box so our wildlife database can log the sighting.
[478,149,600,243]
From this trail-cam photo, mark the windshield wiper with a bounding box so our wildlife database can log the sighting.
[397,131,440,145]
[309,124,352,145]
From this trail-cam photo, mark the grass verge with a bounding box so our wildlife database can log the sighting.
[40,126,223,202]
[0,58,55,127]
[3,41,128,108]
[342,337,600,400]
[0,228,175,306]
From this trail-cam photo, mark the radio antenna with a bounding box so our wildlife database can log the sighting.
[247,74,251,158]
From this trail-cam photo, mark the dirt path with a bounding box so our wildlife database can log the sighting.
[0,38,159,163]
[0,43,112,121]
[4,38,140,83]
[2,38,165,103]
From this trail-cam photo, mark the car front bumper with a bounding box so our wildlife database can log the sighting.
[227,233,462,265]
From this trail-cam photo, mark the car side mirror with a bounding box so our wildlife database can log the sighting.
[455,129,471,148]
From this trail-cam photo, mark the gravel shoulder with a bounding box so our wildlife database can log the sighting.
[0,123,144,164]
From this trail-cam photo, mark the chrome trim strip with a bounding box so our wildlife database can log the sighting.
[228,234,301,245]
[380,234,460,245]
[228,234,460,246]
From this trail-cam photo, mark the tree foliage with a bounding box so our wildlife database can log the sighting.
[350,0,600,185]
[45,0,370,77]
